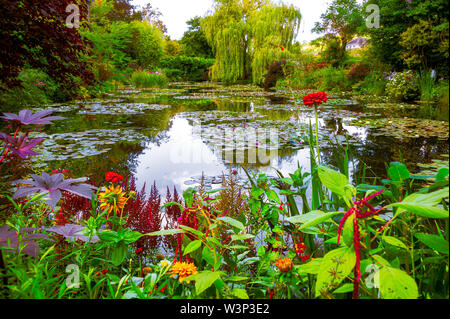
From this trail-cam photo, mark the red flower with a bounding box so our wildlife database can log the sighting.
[280,45,285,51]
[135,248,143,255]
[300,254,310,262]
[302,91,328,107]
[106,172,123,183]
[336,189,385,299]
[279,204,283,211]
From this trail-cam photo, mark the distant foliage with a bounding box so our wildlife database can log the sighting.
[130,70,168,88]
[385,70,420,101]
[160,56,215,82]
[129,21,165,67]
[180,17,214,59]
[202,1,301,84]
[347,62,370,83]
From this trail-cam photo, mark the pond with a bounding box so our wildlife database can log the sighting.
[8,82,449,195]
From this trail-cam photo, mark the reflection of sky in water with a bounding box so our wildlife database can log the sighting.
[134,116,359,195]
[135,117,228,192]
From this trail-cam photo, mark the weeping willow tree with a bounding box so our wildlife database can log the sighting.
[201,0,301,84]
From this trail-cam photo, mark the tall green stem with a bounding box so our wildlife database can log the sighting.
[314,105,320,165]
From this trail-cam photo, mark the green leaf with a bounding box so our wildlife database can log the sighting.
[179,225,204,238]
[318,165,353,199]
[333,283,354,294]
[389,203,449,219]
[435,168,449,182]
[265,189,280,203]
[342,214,354,247]
[216,217,245,231]
[231,288,249,299]
[98,230,120,243]
[161,202,184,211]
[123,231,145,245]
[202,246,216,267]
[295,258,322,274]
[379,266,418,299]
[230,234,254,241]
[286,210,341,229]
[111,243,128,266]
[226,276,248,282]
[183,240,202,255]
[189,271,221,295]
[315,247,356,297]
[388,162,410,182]
[382,236,408,250]
[147,229,185,236]
[414,233,449,254]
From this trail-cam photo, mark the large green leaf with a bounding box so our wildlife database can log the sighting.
[183,240,202,255]
[111,243,128,266]
[388,162,410,182]
[318,165,354,199]
[382,235,408,250]
[315,247,356,297]
[216,217,245,231]
[286,210,342,229]
[389,203,449,219]
[379,266,418,299]
[187,271,222,295]
[295,258,322,274]
[231,288,249,299]
[414,233,449,254]
[342,214,354,247]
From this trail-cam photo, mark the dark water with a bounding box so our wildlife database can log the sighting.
[2,83,448,194]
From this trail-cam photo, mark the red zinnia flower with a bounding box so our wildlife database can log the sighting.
[105,172,123,183]
[302,91,328,107]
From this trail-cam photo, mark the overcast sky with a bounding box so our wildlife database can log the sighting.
[131,0,334,43]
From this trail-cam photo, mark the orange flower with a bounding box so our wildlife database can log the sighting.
[98,184,127,215]
[142,267,153,276]
[275,257,293,273]
[169,262,198,283]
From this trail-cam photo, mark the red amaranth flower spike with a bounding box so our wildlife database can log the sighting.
[336,189,385,299]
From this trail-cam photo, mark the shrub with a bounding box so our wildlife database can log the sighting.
[159,56,215,82]
[314,66,350,91]
[130,70,168,88]
[360,70,387,96]
[347,62,370,83]
[129,21,165,68]
[163,69,184,82]
[263,60,287,91]
[0,69,63,109]
[385,70,420,101]
[417,69,437,101]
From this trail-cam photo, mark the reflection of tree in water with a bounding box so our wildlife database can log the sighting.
[320,118,449,181]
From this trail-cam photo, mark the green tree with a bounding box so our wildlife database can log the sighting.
[180,17,214,58]
[364,0,448,75]
[164,39,183,58]
[312,0,364,66]
[201,0,301,84]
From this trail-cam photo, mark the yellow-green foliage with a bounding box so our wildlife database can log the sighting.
[202,0,301,84]
[129,21,165,67]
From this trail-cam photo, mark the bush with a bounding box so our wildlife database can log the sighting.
[385,70,419,101]
[347,62,370,83]
[359,70,387,96]
[130,70,168,88]
[159,56,215,82]
[314,66,350,91]
[163,69,184,82]
[129,21,165,68]
[0,69,67,110]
